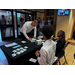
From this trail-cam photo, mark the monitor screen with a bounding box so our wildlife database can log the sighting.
[58,9,69,16]
[0,10,12,25]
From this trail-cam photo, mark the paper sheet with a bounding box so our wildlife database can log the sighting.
[29,58,37,63]
[5,42,18,47]
[21,41,26,43]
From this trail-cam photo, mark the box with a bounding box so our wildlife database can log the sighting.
[35,39,42,45]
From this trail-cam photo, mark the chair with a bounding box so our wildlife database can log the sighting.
[53,42,70,65]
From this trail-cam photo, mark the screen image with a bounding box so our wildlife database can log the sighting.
[0,10,12,25]
[58,9,69,16]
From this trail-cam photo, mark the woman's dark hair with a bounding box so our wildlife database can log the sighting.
[41,25,54,38]
[58,30,65,38]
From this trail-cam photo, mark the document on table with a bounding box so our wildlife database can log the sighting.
[21,41,26,43]
[5,42,18,47]
[29,58,37,63]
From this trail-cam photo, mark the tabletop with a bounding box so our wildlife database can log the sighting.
[0,39,42,59]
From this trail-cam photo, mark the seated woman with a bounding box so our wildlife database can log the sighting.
[55,30,66,56]
[35,25,56,65]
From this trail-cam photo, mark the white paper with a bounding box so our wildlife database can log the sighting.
[21,41,26,43]
[20,47,23,49]
[12,53,16,57]
[29,58,37,63]
[24,46,28,48]
[5,42,18,47]
[20,50,24,53]
[16,52,21,55]
[12,50,17,53]
[55,57,58,61]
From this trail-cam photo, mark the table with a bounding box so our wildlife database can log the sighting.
[0,39,42,65]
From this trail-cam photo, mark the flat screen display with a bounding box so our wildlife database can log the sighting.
[58,9,69,16]
[0,10,12,25]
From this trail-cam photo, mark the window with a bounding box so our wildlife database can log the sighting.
[17,13,25,25]
[46,9,55,15]
[0,10,12,25]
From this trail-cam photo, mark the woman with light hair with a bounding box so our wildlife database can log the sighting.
[20,20,38,41]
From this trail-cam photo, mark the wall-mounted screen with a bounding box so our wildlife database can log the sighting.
[58,9,69,16]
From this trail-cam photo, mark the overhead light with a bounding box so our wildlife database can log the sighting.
[22,10,24,11]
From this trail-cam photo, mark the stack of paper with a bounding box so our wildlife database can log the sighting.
[5,42,18,47]
[29,58,37,63]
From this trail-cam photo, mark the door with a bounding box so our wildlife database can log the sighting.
[0,9,15,40]
[16,12,25,38]
[16,10,36,38]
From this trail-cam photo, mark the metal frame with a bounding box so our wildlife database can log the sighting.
[0,9,15,40]
[15,9,36,38]
[0,9,36,40]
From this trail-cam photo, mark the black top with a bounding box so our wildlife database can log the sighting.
[55,38,65,56]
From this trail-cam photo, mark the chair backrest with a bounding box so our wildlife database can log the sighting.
[57,42,70,57]
[56,42,70,58]
[63,42,70,51]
